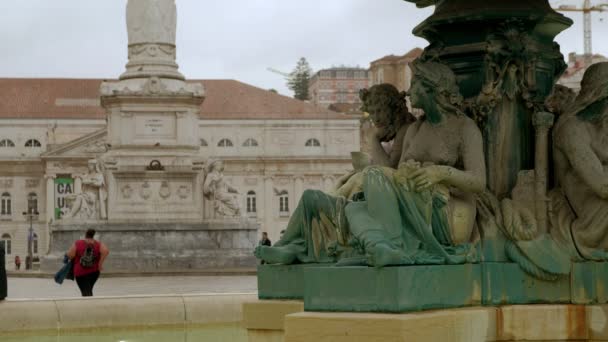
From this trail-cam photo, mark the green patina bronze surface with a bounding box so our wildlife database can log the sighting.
[481,263,570,306]
[254,0,608,314]
[257,264,318,300]
[571,262,608,305]
[303,265,481,313]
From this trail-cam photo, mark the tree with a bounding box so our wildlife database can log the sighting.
[287,58,312,101]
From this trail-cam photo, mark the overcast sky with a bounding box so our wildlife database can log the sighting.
[0,0,606,96]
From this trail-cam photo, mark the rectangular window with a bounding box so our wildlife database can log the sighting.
[247,197,257,213]
[1,240,11,255]
[279,196,289,216]
[1,198,10,216]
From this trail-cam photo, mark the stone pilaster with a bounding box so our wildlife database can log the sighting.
[263,176,274,235]
[44,175,55,224]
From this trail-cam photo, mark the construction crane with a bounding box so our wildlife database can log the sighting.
[553,0,608,65]
[267,67,291,78]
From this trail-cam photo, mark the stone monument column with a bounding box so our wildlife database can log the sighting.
[45,175,55,224]
[121,0,183,80]
[100,0,204,222]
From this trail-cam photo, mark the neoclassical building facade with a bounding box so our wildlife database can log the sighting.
[0,78,360,267]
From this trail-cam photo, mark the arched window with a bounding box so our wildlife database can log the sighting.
[217,139,234,147]
[24,139,42,148]
[305,138,321,147]
[1,234,11,255]
[0,139,15,147]
[243,138,259,147]
[33,233,38,254]
[1,192,11,216]
[246,191,257,214]
[278,190,289,216]
[27,193,38,214]
[200,139,208,147]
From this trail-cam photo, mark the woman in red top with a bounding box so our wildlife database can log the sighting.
[67,229,109,297]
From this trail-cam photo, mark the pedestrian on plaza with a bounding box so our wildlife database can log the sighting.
[66,229,109,297]
[259,232,272,265]
[259,232,272,247]
[14,255,21,271]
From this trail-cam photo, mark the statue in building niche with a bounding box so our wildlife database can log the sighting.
[255,60,486,266]
[203,160,243,218]
[66,159,108,220]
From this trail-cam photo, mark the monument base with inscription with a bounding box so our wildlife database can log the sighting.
[41,220,258,273]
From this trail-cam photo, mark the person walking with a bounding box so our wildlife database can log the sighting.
[14,255,21,271]
[66,229,109,297]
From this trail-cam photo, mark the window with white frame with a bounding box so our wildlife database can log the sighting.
[243,138,259,147]
[1,192,11,217]
[246,191,257,215]
[305,138,321,147]
[217,138,234,147]
[0,139,15,147]
[200,139,208,147]
[1,234,11,255]
[278,190,289,216]
[24,139,42,148]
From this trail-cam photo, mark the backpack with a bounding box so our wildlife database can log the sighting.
[79,242,96,268]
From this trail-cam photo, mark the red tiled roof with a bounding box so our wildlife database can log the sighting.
[371,48,424,65]
[0,78,349,120]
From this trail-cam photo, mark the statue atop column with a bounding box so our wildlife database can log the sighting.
[121,0,183,80]
[127,0,177,46]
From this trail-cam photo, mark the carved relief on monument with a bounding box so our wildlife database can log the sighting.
[121,185,134,199]
[140,181,152,200]
[177,185,190,199]
[159,181,171,199]
[83,140,109,154]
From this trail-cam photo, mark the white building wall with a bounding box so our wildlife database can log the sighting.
[0,117,360,266]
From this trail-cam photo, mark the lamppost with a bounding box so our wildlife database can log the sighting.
[22,209,39,270]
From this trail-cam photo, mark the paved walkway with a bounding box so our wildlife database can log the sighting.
[6,275,257,299]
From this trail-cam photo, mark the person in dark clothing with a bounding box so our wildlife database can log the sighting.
[259,232,272,247]
[66,229,109,297]
[259,232,272,264]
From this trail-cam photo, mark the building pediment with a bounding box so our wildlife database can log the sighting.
[42,128,108,160]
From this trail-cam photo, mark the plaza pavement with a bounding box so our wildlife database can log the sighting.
[6,275,257,299]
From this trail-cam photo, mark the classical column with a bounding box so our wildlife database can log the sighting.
[322,176,334,192]
[74,177,83,195]
[294,176,304,205]
[263,176,274,236]
[44,175,55,224]
[532,111,554,235]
